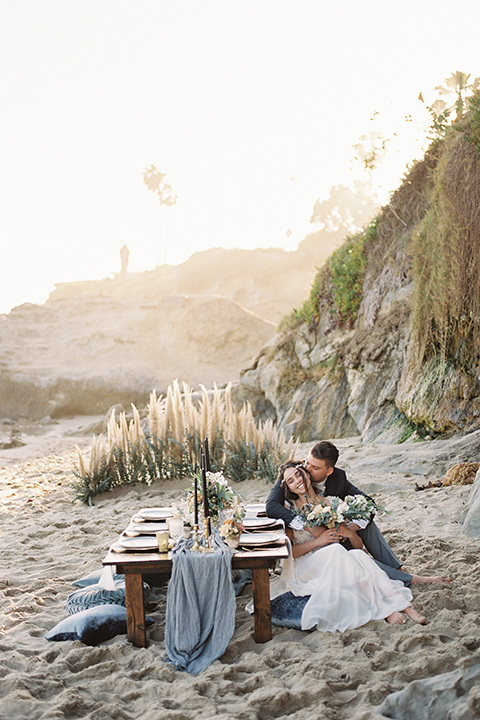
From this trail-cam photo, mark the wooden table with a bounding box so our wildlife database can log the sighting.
[102,543,288,647]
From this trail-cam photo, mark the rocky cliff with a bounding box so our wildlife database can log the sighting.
[240,100,480,443]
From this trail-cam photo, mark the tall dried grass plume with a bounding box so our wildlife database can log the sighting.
[74,381,297,504]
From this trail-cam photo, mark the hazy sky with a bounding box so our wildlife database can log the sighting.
[1,0,479,314]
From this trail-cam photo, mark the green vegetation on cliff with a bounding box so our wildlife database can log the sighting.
[287,88,480,375]
[272,87,480,439]
[285,219,378,331]
[411,92,480,367]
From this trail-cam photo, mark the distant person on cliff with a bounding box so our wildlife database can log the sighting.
[266,441,451,587]
[120,244,130,275]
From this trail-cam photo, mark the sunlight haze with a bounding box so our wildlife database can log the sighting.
[1,0,479,314]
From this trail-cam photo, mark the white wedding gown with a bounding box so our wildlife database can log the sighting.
[275,528,413,633]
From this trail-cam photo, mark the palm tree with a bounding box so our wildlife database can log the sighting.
[434,71,480,119]
[143,165,177,266]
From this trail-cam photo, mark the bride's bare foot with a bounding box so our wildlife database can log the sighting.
[410,575,451,585]
[386,611,406,625]
[403,606,428,625]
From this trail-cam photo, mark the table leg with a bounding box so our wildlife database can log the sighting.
[251,567,272,643]
[124,573,147,647]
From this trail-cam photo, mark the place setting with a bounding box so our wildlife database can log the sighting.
[237,531,286,548]
[243,503,267,517]
[131,507,173,522]
[236,512,286,549]
[111,535,164,553]
[242,516,282,530]
[124,521,169,537]
[111,507,178,553]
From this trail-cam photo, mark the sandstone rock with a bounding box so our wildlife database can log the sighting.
[238,289,413,442]
[0,294,275,420]
[377,662,480,720]
[461,466,480,538]
[236,146,480,443]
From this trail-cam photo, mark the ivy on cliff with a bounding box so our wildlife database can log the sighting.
[284,217,378,332]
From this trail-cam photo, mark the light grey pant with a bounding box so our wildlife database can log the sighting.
[358,521,413,587]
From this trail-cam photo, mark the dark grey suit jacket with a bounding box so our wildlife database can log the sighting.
[265,466,374,526]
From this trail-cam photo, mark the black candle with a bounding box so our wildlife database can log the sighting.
[201,451,209,519]
[194,473,199,526]
[204,438,211,472]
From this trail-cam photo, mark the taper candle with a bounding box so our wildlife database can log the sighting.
[201,451,209,519]
[204,437,211,472]
[194,473,199,526]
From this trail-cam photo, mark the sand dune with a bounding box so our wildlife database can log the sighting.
[1,424,479,719]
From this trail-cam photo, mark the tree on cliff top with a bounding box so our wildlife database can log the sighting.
[310,180,380,238]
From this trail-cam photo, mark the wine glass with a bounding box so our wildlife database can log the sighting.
[168,516,184,544]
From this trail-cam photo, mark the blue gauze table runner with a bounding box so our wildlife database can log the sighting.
[165,535,236,675]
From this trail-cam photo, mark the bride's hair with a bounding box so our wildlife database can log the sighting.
[278,460,310,501]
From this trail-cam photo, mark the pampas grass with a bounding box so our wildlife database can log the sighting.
[73,381,298,504]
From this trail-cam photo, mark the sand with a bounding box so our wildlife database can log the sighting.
[1,421,480,720]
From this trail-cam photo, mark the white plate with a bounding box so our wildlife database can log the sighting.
[243,517,277,529]
[127,522,169,535]
[118,536,161,551]
[128,523,168,535]
[244,503,266,516]
[239,532,281,546]
[137,507,173,521]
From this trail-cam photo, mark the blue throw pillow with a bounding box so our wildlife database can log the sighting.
[66,583,127,615]
[270,592,311,629]
[45,605,155,646]
[72,570,125,588]
[66,582,151,615]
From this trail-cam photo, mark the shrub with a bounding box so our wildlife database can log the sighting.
[282,218,378,332]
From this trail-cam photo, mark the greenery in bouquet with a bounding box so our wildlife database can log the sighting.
[295,494,376,530]
[185,471,244,521]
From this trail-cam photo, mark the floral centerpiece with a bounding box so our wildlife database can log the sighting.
[184,471,244,524]
[295,494,376,530]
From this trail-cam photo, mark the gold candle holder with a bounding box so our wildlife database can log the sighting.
[190,525,201,552]
[202,517,214,553]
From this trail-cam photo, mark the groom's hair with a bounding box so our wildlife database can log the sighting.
[310,441,339,468]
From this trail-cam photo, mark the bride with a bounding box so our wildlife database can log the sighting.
[275,461,428,631]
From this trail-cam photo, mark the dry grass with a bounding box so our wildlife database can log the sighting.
[441,462,480,486]
[74,381,298,503]
[411,117,480,365]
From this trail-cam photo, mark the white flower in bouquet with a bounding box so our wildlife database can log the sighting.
[297,494,376,529]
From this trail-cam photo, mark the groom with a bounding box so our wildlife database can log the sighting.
[266,440,414,586]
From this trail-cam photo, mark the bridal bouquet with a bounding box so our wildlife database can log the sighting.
[295,494,376,530]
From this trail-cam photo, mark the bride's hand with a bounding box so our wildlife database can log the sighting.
[315,528,341,547]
